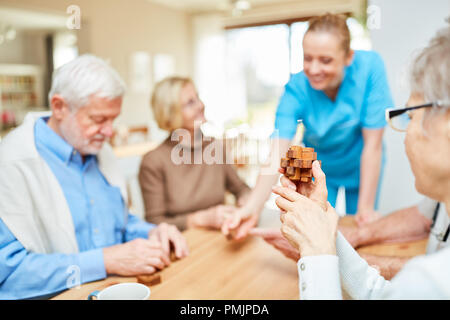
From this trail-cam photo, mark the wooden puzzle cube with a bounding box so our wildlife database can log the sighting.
[137,273,162,286]
[280,146,320,183]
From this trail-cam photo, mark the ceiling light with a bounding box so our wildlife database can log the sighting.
[5,26,16,41]
[235,0,251,11]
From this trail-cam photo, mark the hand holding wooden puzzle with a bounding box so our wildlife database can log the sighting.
[136,243,179,286]
[280,146,321,184]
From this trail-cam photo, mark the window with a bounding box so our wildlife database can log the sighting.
[225,24,290,138]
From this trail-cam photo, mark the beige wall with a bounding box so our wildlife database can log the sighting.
[221,0,366,28]
[0,0,193,128]
[0,30,27,64]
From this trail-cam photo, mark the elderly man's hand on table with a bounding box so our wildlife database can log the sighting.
[148,222,189,259]
[103,223,188,276]
[273,161,339,257]
[103,239,171,276]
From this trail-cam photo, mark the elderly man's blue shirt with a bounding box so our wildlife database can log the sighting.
[0,117,155,299]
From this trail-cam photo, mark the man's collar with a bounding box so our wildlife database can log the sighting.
[34,117,78,164]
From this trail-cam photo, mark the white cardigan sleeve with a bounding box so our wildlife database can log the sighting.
[297,255,342,299]
[336,231,392,299]
[297,231,450,299]
[381,247,450,299]
[297,232,392,300]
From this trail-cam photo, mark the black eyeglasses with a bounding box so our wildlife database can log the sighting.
[385,102,435,132]
[430,203,450,243]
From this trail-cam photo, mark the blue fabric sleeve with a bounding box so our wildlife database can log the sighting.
[124,213,156,242]
[361,52,394,128]
[272,77,304,140]
[0,219,106,300]
[78,248,107,284]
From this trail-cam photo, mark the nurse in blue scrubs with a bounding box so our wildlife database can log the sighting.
[222,13,394,239]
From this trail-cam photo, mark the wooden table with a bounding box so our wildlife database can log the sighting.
[52,216,428,300]
[340,216,428,258]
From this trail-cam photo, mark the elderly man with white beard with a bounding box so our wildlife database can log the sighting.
[0,54,189,299]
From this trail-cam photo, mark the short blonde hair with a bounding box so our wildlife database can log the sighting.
[151,76,193,131]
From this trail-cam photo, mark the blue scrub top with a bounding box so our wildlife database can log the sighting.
[274,50,393,189]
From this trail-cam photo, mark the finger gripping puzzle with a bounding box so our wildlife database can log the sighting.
[280,146,320,183]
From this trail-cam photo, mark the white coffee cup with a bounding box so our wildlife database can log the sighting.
[88,283,150,300]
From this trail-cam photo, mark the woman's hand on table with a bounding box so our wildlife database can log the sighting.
[355,208,382,227]
[221,207,259,241]
[188,205,237,230]
[338,224,362,248]
[148,222,189,259]
[250,228,300,261]
[236,190,251,208]
[273,161,339,257]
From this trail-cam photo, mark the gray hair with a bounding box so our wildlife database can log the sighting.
[410,21,450,109]
[48,54,126,110]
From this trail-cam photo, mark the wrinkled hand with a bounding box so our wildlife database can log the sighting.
[148,223,189,259]
[274,161,339,257]
[278,162,327,212]
[249,228,300,261]
[103,238,171,276]
[221,207,259,241]
[355,208,382,227]
[338,224,361,248]
[193,205,237,230]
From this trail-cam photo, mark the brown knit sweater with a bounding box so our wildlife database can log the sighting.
[138,137,249,230]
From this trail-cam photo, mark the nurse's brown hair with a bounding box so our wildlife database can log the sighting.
[306,13,351,54]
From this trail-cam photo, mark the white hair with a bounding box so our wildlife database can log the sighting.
[410,21,450,109]
[48,54,126,110]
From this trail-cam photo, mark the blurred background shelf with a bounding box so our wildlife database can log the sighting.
[0,63,46,137]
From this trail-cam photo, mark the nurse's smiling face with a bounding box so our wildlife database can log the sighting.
[303,31,354,98]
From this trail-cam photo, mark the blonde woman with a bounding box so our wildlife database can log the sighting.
[139,77,250,231]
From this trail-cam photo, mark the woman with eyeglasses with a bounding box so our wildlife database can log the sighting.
[273,25,450,299]
[138,77,250,232]
[223,13,394,240]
